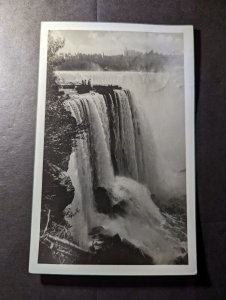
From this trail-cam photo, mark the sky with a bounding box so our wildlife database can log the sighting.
[51,30,183,56]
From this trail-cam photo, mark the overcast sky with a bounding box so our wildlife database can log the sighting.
[51,30,183,56]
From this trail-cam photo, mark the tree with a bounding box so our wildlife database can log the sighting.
[46,32,65,101]
[41,33,85,222]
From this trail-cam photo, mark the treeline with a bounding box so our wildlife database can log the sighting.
[57,51,171,72]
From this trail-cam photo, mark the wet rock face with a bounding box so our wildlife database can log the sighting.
[94,186,127,218]
[89,228,154,265]
[42,162,74,221]
[93,187,112,214]
[41,86,86,222]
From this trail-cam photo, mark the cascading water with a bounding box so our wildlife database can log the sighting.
[65,93,114,248]
[64,82,185,264]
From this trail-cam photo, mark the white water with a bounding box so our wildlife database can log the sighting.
[100,177,182,264]
[57,70,186,200]
[57,71,186,263]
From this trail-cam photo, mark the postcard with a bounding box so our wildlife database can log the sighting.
[29,22,196,275]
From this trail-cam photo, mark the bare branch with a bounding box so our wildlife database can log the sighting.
[44,209,51,234]
[46,234,92,255]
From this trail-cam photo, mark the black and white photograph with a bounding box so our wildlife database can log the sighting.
[29,22,196,275]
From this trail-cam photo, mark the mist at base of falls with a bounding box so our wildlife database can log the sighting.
[58,70,187,264]
[93,176,183,264]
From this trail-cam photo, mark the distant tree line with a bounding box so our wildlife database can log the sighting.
[57,50,174,72]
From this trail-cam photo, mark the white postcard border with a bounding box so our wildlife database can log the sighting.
[29,22,196,276]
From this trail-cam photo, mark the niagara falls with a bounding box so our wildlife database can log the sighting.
[49,70,188,265]
[38,29,188,267]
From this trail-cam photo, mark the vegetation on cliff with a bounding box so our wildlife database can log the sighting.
[39,33,86,263]
[41,33,85,220]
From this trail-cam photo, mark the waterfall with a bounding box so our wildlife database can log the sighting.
[64,87,184,263]
[65,93,114,248]
[67,89,153,194]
